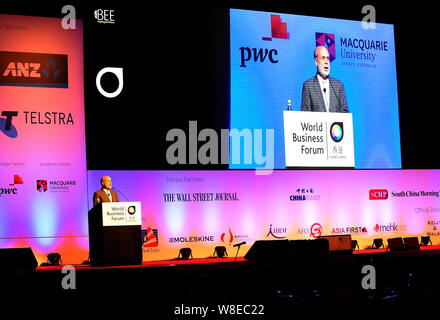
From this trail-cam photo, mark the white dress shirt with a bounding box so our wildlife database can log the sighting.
[317,74,330,112]
[104,188,112,202]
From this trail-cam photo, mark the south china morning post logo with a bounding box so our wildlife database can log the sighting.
[239,15,290,67]
[36,179,76,193]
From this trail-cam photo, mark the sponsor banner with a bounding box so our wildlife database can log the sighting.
[0,51,68,88]
[88,169,440,262]
[0,14,87,264]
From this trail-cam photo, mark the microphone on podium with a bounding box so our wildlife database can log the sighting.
[233,241,246,248]
[112,187,130,201]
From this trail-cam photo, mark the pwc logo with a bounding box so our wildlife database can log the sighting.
[0,51,68,88]
[240,15,290,68]
[369,189,388,200]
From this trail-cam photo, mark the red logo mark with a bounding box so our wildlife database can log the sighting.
[310,223,323,239]
[262,15,290,41]
[143,227,159,247]
[369,189,388,200]
[221,229,234,244]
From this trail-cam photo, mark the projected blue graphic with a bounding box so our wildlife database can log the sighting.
[230,9,401,169]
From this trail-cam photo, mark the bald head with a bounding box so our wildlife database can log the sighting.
[101,176,112,190]
[314,46,331,79]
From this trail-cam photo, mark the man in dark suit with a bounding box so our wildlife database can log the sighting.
[93,176,120,206]
[301,46,349,113]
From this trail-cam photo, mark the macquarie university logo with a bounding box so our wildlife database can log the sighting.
[240,15,289,67]
[36,180,48,192]
[316,33,336,62]
[0,51,68,88]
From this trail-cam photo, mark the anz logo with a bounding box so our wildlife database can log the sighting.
[0,51,68,88]
[2,62,41,78]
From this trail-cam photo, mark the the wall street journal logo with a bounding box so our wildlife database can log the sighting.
[0,51,68,88]
[316,33,336,62]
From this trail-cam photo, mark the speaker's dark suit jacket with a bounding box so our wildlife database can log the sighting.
[301,75,349,113]
[93,189,120,206]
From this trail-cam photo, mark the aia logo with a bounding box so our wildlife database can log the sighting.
[142,227,159,247]
[239,15,290,68]
[369,189,388,200]
[220,229,234,245]
[0,51,68,88]
[36,180,48,193]
[316,33,336,62]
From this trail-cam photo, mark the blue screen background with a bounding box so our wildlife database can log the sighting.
[230,9,401,169]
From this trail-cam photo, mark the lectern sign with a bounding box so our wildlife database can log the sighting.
[283,111,355,167]
[101,202,142,226]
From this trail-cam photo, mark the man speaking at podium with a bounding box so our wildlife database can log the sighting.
[93,176,120,206]
[301,46,349,113]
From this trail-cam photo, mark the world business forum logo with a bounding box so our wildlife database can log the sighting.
[330,122,344,143]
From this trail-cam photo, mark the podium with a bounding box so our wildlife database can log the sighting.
[88,202,142,266]
[283,111,355,168]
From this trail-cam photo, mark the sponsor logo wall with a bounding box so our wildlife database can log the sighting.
[0,14,88,264]
[88,170,440,262]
